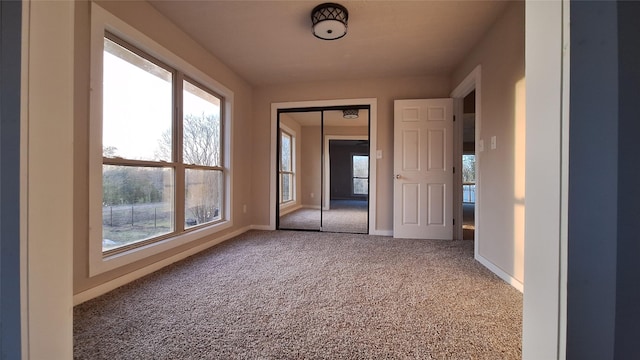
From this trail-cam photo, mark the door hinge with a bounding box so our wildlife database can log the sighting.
[453,218,455,225]
[453,167,455,174]
[453,115,456,122]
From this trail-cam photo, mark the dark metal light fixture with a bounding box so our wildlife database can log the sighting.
[343,109,359,119]
[311,3,349,40]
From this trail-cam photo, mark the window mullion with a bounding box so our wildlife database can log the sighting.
[103,158,173,167]
[219,97,226,220]
[175,72,186,232]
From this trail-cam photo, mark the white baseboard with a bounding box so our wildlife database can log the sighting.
[279,204,301,216]
[249,224,272,231]
[475,253,524,293]
[302,205,321,210]
[73,226,251,305]
[370,229,393,236]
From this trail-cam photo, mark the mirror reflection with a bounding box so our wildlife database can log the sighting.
[278,108,369,234]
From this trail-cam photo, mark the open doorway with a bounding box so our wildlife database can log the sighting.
[451,66,480,243]
[462,91,476,240]
[276,107,370,234]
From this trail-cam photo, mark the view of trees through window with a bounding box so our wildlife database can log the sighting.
[462,154,476,203]
[101,34,223,252]
[280,131,293,203]
[352,155,369,195]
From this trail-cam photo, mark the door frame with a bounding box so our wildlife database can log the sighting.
[270,99,378,234]
[451,66,481,247]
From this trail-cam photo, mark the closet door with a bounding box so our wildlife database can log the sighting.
[277,107,370,234]
[278,111,322,231]
[321,109,370,234]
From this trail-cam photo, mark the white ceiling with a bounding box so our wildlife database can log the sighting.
[147,0,510,87]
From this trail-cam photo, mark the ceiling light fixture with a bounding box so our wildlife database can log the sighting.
[311,3,349,40]
[343,109,359,119]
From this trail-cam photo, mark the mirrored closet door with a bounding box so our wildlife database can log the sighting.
[277,107,370,234]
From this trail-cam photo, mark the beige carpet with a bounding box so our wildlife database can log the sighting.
[280,200,368,233]
[74,230,522,359]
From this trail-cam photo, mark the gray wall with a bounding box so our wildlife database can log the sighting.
[0,0,23,358]
[614,2,640,356]
[568,1,640,358]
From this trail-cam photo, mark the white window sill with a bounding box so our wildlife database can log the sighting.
[89,219,232,277]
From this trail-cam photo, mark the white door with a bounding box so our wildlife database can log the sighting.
[393,99,453,239]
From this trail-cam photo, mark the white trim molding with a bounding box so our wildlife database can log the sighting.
[22,0,76,358]
[450,65,482,242]
[450,66,482,267]
[476,253,524,292]
[523,1,567,358]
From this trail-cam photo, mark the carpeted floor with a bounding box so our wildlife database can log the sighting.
[280,200,368,233]
[74,230,522,359]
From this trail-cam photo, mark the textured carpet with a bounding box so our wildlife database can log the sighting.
[74,230,522,359]
[280,200,368,233]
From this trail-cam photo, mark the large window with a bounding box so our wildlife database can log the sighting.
[182,80,224,229]
[352,154,369,195]
[90,5,232,275]
[279,130,294,204]
[101,33,224,255]
[87,2,237,281]
[101,34,176,252]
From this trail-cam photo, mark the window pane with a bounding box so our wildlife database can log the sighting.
[185,169,222,228]
[183,80,221,167]
[463,154,476,182]
[102,165,174,251]
[353,155,368,178]
[281,173,292,202]
[103,37,172,161]
[353,178,368,195]
[281,133,291,172]
[463,155,476,203]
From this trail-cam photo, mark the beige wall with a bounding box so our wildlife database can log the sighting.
[73,0,254,294]
[300,126,322,207]
[452,1,525,283]
[252,76,450,232]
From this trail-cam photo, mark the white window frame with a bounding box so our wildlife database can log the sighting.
[279,125,296,206]
[89,4,233,276]
[351,153,369,196]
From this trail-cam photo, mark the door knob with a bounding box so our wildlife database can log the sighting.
[395,174,401,179]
